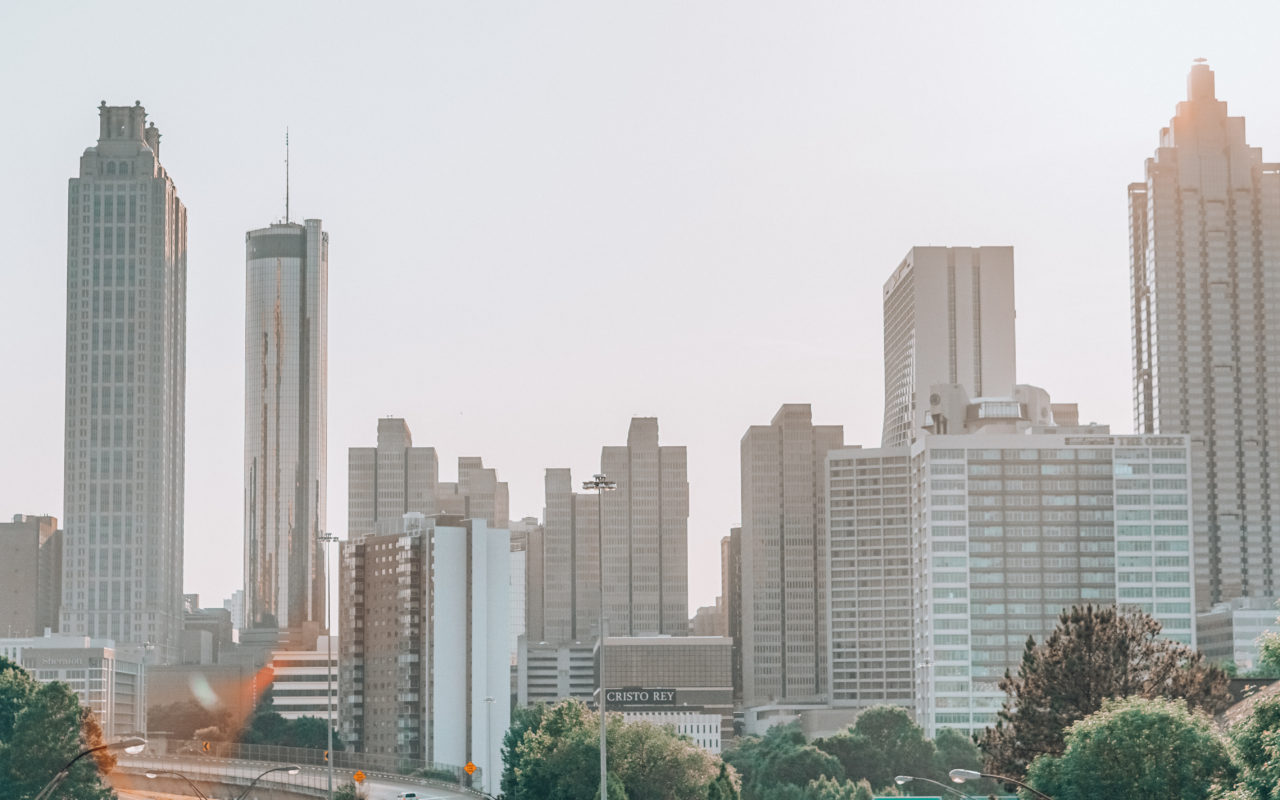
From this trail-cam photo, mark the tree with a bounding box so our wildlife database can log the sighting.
[707,763,739,800]
[0,665,116,800]
[1225,695,1280,800]
[814,706,931,791]
[1024,696,1233,800]
[725,723,842,800]
[503,700,727,800]
[980,604,1232,778]
[334,779,367,800]
[929,727,981,780]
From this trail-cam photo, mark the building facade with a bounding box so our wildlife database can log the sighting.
[1130,62,1280,610]
[881,246,1016,448]
[268,635,337,721]
[596,635,734,752]
[1197,597,1280,671]
[243,220,328,635]
[740,404,843,707]
[0,515,62,637]
[825,447,914,711]
[722,528,742,704]
[62,102,187,663]
[340,513,509,793]
[0,633,145,738]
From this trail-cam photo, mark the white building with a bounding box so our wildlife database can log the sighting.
[881,246,1016,449]
[61,102,187,663]
[1198,598,1280,671]
[1130,61,1280,610]
[243,220,328,635]
[268,635,337,721]
[0,633,145,738]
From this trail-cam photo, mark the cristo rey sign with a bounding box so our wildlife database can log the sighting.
[604,688,677,707]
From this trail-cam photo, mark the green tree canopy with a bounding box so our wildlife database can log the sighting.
[1024,696,1233,800]
[980,604,1232,778]
[725,722,842,800]
[502,700,727,800]
[0,666,116,800]
[814,706,931,791]
[1225,695,1280,800]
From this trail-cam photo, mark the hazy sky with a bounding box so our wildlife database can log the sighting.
[4,2,1280,615]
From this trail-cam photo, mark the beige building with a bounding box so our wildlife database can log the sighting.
[348,418,508,537]
[596,635,734,751]
[268,635,337,721]
[881,246,1016,448]
[0,515,62,637]
[740,404,843,707]
[531,417,688,646]
[62,102,188,663]
[1130,62,1280,611]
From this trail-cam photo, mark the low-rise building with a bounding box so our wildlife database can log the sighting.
[1198,597,1280,671]
[269,635,338,721]
[0,633,144,737]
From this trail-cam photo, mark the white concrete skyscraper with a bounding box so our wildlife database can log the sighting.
[62,102,187,663]
[244,220,328,634]
[1130,62,1280,609]
[881,246,1016,448]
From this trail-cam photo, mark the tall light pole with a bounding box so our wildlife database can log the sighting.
[233,764,302,800]
[950,768,1054,800]
[582,473,616,800]
[33,737,146,800]
[145,770,210,800]
[895,774,968,799]
[484,695,495,795]
[318,530,340,800]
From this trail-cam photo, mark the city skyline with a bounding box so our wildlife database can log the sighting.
[8,4,1280,613]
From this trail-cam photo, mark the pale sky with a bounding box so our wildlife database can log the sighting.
[4,2,1280,616]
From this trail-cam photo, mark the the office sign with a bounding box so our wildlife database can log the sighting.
[604,687,677,707]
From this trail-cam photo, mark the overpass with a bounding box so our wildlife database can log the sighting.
[116,753,485,800]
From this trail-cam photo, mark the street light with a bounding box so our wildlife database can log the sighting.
[33,736,147,800]
[485,695,495,795]
[145,769,210,799]
[318,529,340,800]
[234,764,302,800]
[895,774,968,799]
[582,473,616,800]
[950,768,1054,800]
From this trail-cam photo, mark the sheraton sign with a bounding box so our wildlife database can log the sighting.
[604,687,677,707]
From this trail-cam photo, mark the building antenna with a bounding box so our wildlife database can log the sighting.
[285,128,290,224]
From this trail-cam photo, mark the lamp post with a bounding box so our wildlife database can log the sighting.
[318,530,340,800]
[582,473,616,800]
[894,774,968,799]
[234,764,301,800]
[949,768,1054,800]
[484,695,495,795]
[33,736,146,800]
[145,769,210,800]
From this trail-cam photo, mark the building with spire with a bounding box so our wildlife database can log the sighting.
[61,102,187,663]
[1130,61,1280,609]
[243,219,328,639]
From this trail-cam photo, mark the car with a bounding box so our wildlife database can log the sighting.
[395,793,418,799]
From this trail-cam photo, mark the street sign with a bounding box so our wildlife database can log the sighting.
[201,741,210,753]
[353,770,366,784]
[464,762,477,775]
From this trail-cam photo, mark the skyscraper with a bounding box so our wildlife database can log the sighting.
[530,417,688,645]
[881,246,1016,448]
[740,404,843,707]
[1130,61,1280,610]
[244,220,328,634]
[62,102,187,663]
[0,515,62,637]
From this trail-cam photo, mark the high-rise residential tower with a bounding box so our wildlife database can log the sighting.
[1130,61,1280,610]
[62,102,187,663]
[740,404,844,707]
[881,246,1016,448]
[244,220,328,634]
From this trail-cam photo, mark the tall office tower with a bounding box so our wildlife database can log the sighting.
[881,246,1016,448]
[62,102,187,663]
[339,513,509,791]
[0,515,63,637]
[436,456,509,526]
[347,417,439,537]
[722,529,742,704]
[244,220,328,634]
[825,447,914,712]
[601,417,689,636]
[1130,62,1280,610]
[740,404,844,707]
[530,417,687,646]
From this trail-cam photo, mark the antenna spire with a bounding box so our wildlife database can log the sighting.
[285,128,290,224]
